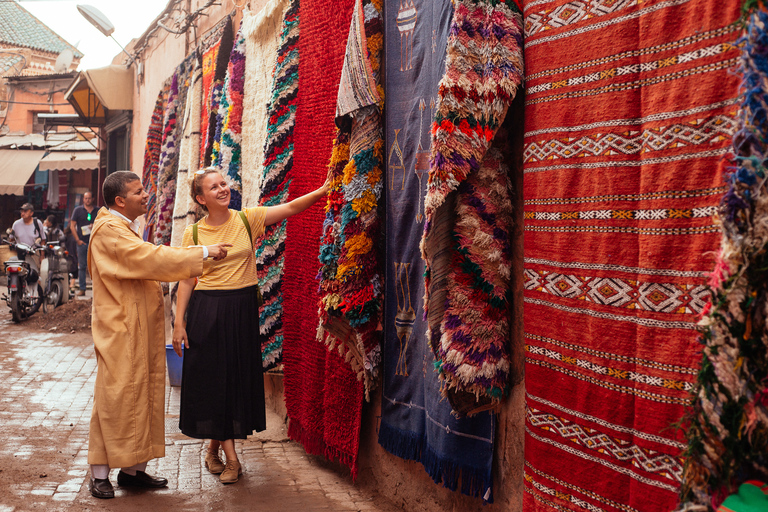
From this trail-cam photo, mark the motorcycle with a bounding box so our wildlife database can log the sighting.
[39,239,70,314]
[2,237,43,322]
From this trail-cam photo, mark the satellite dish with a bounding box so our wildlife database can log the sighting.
[54,49,74,73]
[77,5,115,37]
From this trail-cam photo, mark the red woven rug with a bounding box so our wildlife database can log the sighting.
[522,1,741,510]
[282,0,363,477]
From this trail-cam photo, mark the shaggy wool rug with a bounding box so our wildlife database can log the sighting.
[241,0,288,208]
[316,0,384,400]
[282,0,364,478]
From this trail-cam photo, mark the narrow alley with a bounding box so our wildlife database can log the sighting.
[0,308,397,511]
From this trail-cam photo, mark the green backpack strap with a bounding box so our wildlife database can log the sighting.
[192,222,199,245]
[236,210,263,307]
[237,211,252,243]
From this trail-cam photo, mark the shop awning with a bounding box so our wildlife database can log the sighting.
[65,65,133,124]
[38,150,100,171]
[0,149,46,195]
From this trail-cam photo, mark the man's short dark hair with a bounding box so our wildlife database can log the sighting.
[103,171,141,207]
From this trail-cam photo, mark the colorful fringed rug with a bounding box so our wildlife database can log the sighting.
[171,57,203,249]
[254,0,298,370]
[198,16,232,169]
[316,0,384,400]
[379,0,496,502]
[212,18,246,201]
[522,0,742,510]
[241,0,288,208]
[677,6,768,510]
[421,0,523,416]
[282,0,364,478]
[141,86,167,242]
[153,67,181,247]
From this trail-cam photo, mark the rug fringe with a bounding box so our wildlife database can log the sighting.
[377,422,493,502]
[288,419,359,480]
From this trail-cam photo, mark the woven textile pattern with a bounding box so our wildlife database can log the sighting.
[522,0,741,510]
[677,6,768,510]
[198,17,228,169]
[171,58,204,249]
[316,0,384,399]
[253,0,298,369]
[283,0,364,478]
[379,0,496,502]
[141,87,167,242]
[212,19,246,200]
[153,70,181,246]
[241,0,288,208]
[421,0,523,415]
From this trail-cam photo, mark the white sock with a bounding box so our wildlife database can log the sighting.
[90,464,109,480]
[120,462,147,476]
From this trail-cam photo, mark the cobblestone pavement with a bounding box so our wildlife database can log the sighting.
[0,308,397,511]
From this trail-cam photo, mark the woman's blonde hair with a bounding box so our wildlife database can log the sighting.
[191,166,221,211]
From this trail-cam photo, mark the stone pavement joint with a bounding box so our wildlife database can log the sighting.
[0,312,400,511]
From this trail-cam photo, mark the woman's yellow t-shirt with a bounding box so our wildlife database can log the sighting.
[182,207,267,290]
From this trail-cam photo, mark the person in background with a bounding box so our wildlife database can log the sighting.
[44,215,64,243]
[86,171,231,499]
[62,225,78,293]
[10,203,46,292]
[173,167,329,485]
[70,191,101,297]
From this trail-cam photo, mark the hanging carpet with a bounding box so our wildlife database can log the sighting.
[199,15,233,170]
[212,17,246,203]
[253,0,297,369]
[316,0,384,400]
[253,0,299,370]
[421,0,523,415]
[522,0,741,510]
[379,0,496,502]
[142,85,167,242]
[282,0,364,478]
[171,56,203,249]
[241,0,289,208]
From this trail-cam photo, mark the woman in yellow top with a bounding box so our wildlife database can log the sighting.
[172,167,328,484]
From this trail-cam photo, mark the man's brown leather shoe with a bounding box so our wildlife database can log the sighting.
[117,470,168,488]
[89,477,114,499]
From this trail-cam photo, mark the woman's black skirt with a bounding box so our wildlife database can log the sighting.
[179,285,266,440]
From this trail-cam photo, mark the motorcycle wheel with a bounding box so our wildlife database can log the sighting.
[43,280,63,313]
[25,283,44,318]
[10,292,23,323]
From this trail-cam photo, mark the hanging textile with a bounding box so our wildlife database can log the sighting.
[154,55,195,247]
[522,0,742,510]
[379,0,496,502]
[253,0,299,370]
[199,16,232,169]
[677,6,768,510]
[282,0,364,478]
[142,85,168,241]
[421,0,523,415]
[241,0,289,208]
[171,56,204,249]
[212,18,246,203]
[316,0,384,399]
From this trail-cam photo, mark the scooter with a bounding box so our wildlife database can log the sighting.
[39,239,70,313]
[2,237,43,322]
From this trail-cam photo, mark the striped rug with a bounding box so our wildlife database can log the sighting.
[522,0,742,510]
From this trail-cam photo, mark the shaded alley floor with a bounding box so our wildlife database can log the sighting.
[0,307,398,512]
